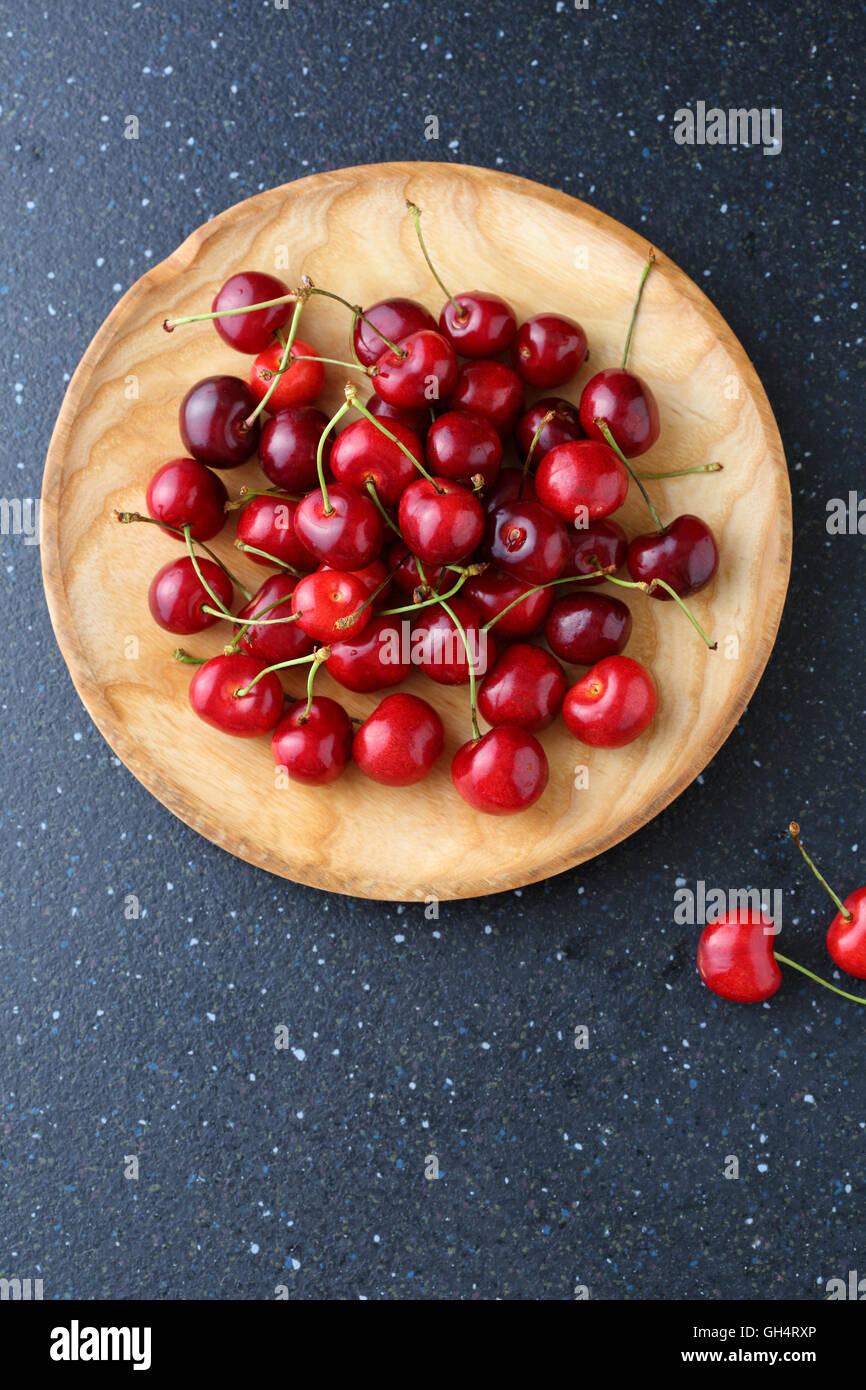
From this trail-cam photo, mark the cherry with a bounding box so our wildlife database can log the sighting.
[237,494,313,572]
[788,822,866,980]
[697,912,782,1003]
[484,499,567,585]
[373,329,458,409]
[236,574,314,665]
[579,367,660,458]
[248,337,325,411]
[463,568,554,639]
[545,592,632,666]
[353,691,445,786]
[211,271,294,354]
[366,392,433,439]
[189,653,284,737]
[291,568,371,645]
[450,360,525,436]
[452,727,549,815]
[425,410,502,488]
[439,292,517,358]
[318,557,391,602]
[478,644,566,732]
[627,514,719,599]
[412,597,496,686]
[271,696,353,786]
[353,297,437,368]
[510,313,587,388]
[535,439,628,524]
[398,476,484,565]
[483,465,536,515]
[563,518,628,585]
[179,375,260,469]
[259,406,332,493]
[293,482,384,571]
[386,540,445,597]
[562,654,656,747]
[327,613,410,693]
[146,458,228,542]
[148,556,233,634]
[515,397,584,464]
[329,416,423,507]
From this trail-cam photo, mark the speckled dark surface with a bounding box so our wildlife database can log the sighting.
[1,0,864,1302]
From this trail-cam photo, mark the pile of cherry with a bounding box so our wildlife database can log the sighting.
[120,202,722,815]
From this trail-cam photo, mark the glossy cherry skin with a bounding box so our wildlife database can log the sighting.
[579,367,660,458]
[259,406,331,493]
[318,558,390,603]
[373,329,458,409]
[425,410,502,488]
[564,518,628,586]
[367,392,433,439]
[411,597,496,686]
[271,696,353,786]
[485,499,567,586]
[354,298,437,368]
[293,483,384,571]
[478,644,566,732]
[327,613,410,693]
[146,458,228,542]
[189,654,284,737]
[697,912,782,1003]
[627,514,719,599]
[398,476,484,566]
[237,494,313,572]
[450,360,525,436]
[439,291,517,358]
[545,593,632,666]
[291,569,371,645]
[535,440,629,524]
[510,313,587,388]
[386,540,445,597]
[236,574,314,665]
[353,692,445,786]
[329,417,423,507]
[463,568,554,639]
[483,465,536,516]
[179,375,260,469]
[148,556,233,634]
[826,887,866,979]
[452,727,549,815]
[248,337,325,411]
[211,271,294,354]
[515,397,585,464]
[562,655,656,748]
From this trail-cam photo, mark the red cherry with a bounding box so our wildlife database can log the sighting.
[827,890,866,979]
[579,368,660,458]
[398,476,484,566]
[534,439,629,525]
[271,696,353,785]
[236,573,314,665]
[463,568,554,639]
[478,644,566,731]
[317,557,390,602]
[439,291,517,358]
[373,330,458,409]
[697,912,782,1003]
[545,593,632,666]
[353,692,445,786]
[148,556,233,634]
[563,518,628,585]
[248,337,325,411]
[237,494,313,571]
[510,313,587,388]
[452,727,548,815]
[562,655,656,748]
[386,540,445,597]
[425,410,502,488]
[211,271,294,354]
[327,613,410,693]
[189,653,284,737]
[366,392,433,439]
[179,375,260,469]
[259,406,332,493]
[291,569,371,645]
[353,298,437,368]
[146,458,228,542]
[484,499,567,585]
[329,417,423,507]
[411,597,496,686]
[450,360,525,435]
[483,465,536,515]
[627,514,719,599]
[515,397,584,463]
[293,483,384,571]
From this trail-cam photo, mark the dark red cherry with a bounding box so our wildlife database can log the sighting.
[827,888,866,979]
[327,613,410,693]
[373,329,458,409]
[515,397,584,464]
[563,518,628,586]
[146,458,228,542]
[452,727,549,815]
[478,644,566,732]
[535,440,628,524]
[579,367,660,458]
[463,568,554,639]
[236,573,314,665]
[211,271,294,354]
[291,568,371,645]
[697,912,782,1003]
[189,653,284,737]
[545,593,632,666]
[411,597,496,686]
[148,556,233,634]
[353,692,445,786]
[271,696,353,786]
[425,410,502,488]
[510,313,587,388]
[386,540,445,597]
[353,298,437,368]
[259,406,331,493]
[483,465,536,516]
[484,499,567,585]
[398,476,484,566]
[627,514,719,599]
[366,392,433,439]
[237,494,313,572]
[179,375,260,469]
[562,655,656,748]
[450,360,525,435]
[439,291,517,358]
[293,483,384,571]
[329,417,423,507]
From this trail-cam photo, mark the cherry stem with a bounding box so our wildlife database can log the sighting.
[234,540,302,576]
[592,562,717,650]
[335,569,397,630]
[788,821,854,922]
[520,410,556,498]
[302,281,404,356]
[480,571,606,632]
[406,200,465,320]
[316,394,353,514]
[163,291,296,333]
[114,510,252,598]
[365,480,403,538]
[235,648,325,699]
[181,525,237,618]
[173,648,206,664]
[379,572,468,617]
[637,462,723,480]
[302,647,328,718]
[439,597,480,741]
[773,953,866,1005]
[621,246,655,370]
[244,297,305,426]
[225,486,302,512]
[351,394,444,492]
[201,603,302,628]
[594,418,665,535]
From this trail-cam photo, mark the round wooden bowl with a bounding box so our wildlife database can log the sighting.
[41,162,791,901]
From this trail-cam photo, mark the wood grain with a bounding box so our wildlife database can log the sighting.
[40,162,791,900]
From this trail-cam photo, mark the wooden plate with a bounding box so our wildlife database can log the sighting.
[41,161,791,901]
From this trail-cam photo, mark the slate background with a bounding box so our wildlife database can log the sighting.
[1,0,864,1301]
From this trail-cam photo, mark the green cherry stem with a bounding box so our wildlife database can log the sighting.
[334,569,398,631]
[173,648,207,664]
[365,480,403,539]
[301,647,329,718]
[379,572,468,617]
[773,953,866,1006]
[235,647,327,699]
[590,561,717,650]
[480,571,607,632]
[163,291,297,334]
[224,486,302,512]
[439,598,481,740]
[300,279,405,356]
[351,393,444,491]
[621,246,655,370]
[183,525,238,617]
[244,297,305,427]
[234,540,302,576]
[637,462,723,480]
[114,510,252,598]
[788,822,854,922]
[519,409,555,497]
[594,417,665,535]
[317,393,354,514]
[406,200,465,321]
